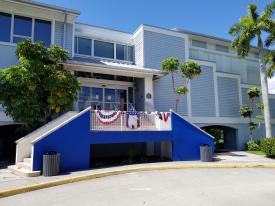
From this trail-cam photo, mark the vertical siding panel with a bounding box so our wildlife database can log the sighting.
[218,77,240,117]
[191,66,216,117]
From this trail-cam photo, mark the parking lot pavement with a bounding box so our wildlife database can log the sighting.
[1,168,275,206]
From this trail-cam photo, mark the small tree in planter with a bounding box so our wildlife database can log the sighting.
[240,87,264,139]
[161,58,201,112]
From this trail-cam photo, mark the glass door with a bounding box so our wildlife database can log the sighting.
[91,87,103,110]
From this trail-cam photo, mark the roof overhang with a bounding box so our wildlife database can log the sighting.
[5,0,80,15]
[63,60,164,78]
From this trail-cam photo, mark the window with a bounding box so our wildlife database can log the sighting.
[94,40,114,59]
[192,40,207,49]
[216,44,229,53]
[13,15,32,43]
[34,19,51,47]
[77,37,92,55]
[0,12,11,42]
[116,44,134,61]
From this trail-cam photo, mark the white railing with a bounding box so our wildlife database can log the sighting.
[90,110,171,131]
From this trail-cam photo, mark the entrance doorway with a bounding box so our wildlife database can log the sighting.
[201,125,238,152]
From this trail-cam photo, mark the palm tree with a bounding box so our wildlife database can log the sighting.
[229,2,275,137]
[266,50,275,78]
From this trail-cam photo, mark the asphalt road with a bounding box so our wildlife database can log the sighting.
[1,168,275,206]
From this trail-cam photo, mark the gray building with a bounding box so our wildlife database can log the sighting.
[0,0,274,151]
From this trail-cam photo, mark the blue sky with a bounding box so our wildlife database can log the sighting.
[39,0,275,93]
[40,0,272,40]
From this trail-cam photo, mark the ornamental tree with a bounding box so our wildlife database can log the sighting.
[161,58,201,112]
[229,2,275,137]
[0,40,80,131]
[240,87,264,139]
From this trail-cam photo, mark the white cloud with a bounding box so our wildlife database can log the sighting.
[268,77,275,94]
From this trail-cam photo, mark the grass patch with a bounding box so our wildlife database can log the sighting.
[246,150,265,156]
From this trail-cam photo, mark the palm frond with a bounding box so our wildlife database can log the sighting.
[266,51,275,78]
[260,1,275,21]
[248,4,259,22]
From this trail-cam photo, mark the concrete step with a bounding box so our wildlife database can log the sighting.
[23,158,32,164]
[17,162,31,170]
[8,165,41,177]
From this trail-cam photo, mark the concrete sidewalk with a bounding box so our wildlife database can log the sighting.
[1,151,275,197]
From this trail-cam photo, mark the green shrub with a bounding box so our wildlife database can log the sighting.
[246,139,260,151]
[260,138,275,157]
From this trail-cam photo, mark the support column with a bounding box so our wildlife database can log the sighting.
[144,75,154,112]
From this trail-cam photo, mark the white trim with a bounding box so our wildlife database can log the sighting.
[141,25,188,39]
[31,145,34,171]
[78,77,134,88]
[72,22,75,57]
[32,107,91,144]
[51,20,55,45]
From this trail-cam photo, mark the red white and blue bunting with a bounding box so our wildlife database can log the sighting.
[95,110,121,124]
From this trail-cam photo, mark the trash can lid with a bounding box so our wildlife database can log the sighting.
[44,151,58,155]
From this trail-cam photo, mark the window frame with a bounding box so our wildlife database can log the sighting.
[0,10,53,46]
[0,12,12,43]
[74,36,134,63]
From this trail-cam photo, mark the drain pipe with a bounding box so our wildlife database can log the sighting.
[63,11,68,49]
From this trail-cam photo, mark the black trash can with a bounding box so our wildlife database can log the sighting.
[200,144,212,162]
[43,151,60,176]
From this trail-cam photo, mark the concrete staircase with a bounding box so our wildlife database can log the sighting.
[8,157,41,177]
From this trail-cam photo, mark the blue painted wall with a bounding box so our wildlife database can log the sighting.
[171,112,214,161]
[33,110,214,172]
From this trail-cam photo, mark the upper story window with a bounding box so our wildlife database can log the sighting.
[94,40,114,59]
[0,12,51,47]
[116,44,134,62]
[13,15,32,43]
[75,37,92,55]
[74,36,134,62]
[192,39,207,49]
[0,12,11,42]
[216,44,229,53]
[34,19,51,47]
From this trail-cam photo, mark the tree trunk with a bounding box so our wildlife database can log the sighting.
[258,38,272,137]
[176,95,179,113]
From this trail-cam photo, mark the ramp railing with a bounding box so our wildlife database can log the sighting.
[90,110,171,131]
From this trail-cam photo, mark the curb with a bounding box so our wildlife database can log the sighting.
[1,162,275,198]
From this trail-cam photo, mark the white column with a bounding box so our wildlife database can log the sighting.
[144,75,154,112]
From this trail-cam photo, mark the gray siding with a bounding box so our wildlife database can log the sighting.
[247,67,260,85]
[190,47,258,84]
[134,78,145,111]
[133,31,143,66]
[154,73,188,116]
[270,99,275,118]
[55,21,73,57]
[218,77,240,117]
[191,66,216,117]
[143,30,185,69]
[0,44,18,69]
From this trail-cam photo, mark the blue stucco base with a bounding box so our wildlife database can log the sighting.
[32,111,214,172]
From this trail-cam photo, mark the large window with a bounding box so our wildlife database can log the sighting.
[75,37,134,62]
[75,37,92,55]
[94,40,114,59]
[34,19,51,47]
[116,44,134,61]
[0,12,11,42]
[0,12,51,46]
[13,15,32,43]
[192,39,207,49]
